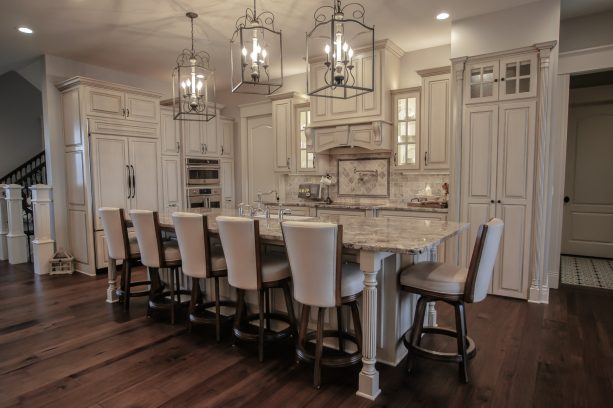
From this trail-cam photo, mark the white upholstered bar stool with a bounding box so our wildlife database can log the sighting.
[399,218,504,383]
[129,210,183,324]
[172,212,236,340]
[216,216,297,363]
[281,221,364,389]
[99,208,148,311]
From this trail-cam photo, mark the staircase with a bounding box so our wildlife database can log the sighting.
[0,151,47,262]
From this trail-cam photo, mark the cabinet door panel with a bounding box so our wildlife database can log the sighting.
[273,100,292,172]
[463,106,498,200]
[161,109,180,155]
[91,136,129,230]
[87,88,125,119]
[183,120,203,156]
[129,139,159,211]
[464,60,499,104]
[125,93,159,123]
[161,156,182,211]
[221,159,235,207]
[204,116,219,156]
[499,53,537,101]
[423,74,450,169]
[220,119,234,157]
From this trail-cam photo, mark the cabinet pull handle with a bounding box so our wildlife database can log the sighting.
[122,108,126,117]
[204,144,208,153]
[287,158,290,169]
[126,165,131,199]
[394,153,397,166]
[126,108,130,117]
[424,151,428,166]
[130,165,136,199]
[176,141,180,153]
[221,146,224,155]
[201,144,204,153]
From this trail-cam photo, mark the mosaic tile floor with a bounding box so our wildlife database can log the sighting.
[560,255,613,290]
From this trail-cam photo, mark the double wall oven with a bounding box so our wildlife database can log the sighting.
[185,158,221,209]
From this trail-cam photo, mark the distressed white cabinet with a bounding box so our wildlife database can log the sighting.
[464,53,537,104]
[181,113,220,157]
[271,92,308,173]
[84,84,159,123]
[204,116,219,156]
[461,100,536,299]
[220,159,235,208]
[392,88,420,169]
[219,117,234,158]
[160,107,180,155]
[125,93,159,123]
[421,71,451,170]
[161,156,182,212]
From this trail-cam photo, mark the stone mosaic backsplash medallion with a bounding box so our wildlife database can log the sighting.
[338,158,389,197]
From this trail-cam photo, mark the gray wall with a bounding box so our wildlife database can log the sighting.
[0,71,44,176]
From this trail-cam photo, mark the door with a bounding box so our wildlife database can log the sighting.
[183,120,203,157]
[273,99,292,172]
[161,156,182,212]
[220,119,234,158]
[499,53,537,101]
[464,60,499,104]
[129,138,160,212]
[220,159,235,208]
[562,103,613,258]
[160,109,180,155]
[203,116,219,156]
[86,87,126,119]
[125,93,159,123]
[91,135,129,230]
[422,73,451,169]
[492,101,535,299]
[247,115,276,203]
[460,105,498,267]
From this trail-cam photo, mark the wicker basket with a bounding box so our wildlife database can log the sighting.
[49,249,74,275]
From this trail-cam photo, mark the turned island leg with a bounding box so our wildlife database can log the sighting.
[106,258,119,303]
[426,245,440,327]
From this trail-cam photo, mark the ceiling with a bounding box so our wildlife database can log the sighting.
[0,0,605,90]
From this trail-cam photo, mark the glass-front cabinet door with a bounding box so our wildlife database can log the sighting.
[393,89,420,169]
[296,105,316,173]
[499,53,537,100]
[464,60,499,104]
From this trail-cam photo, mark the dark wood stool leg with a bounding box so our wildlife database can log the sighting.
[188,278,199,333]
[406,296,428,374]
[175,268,181,305]
[169,268,176,325]
[337,306,345,353]
[264,288,271,331]
[123,261,132,312]
[350,301,362,352]
[258,289,265,362]
[314,307,325,389]
[282,281,297,337]
[297,304,310,363]
[146,267,158,318]
[214,277,222,342]
[233,289,244,346]
[455,302,469,383]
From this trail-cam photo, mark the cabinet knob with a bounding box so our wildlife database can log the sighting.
[494,78,498,83]
[497,200,501,204]
[490,199,495,204]
[500,78,505,82]
[564,196,570,203]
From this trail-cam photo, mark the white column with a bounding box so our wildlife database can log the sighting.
[5,184,28,264]
[529,41,557,304]
[0,184,8,261]
[30,185,55,274]
[357,251,386,400]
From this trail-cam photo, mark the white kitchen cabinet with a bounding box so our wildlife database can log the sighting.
[219,118,234,158]
[316,208,368,217]
[129,138,160,212]
[220,159,235,208]
[273,97,293,172]
[160,107,180,155]
[464,53,537,104]
[421,72,451,170]
[161,156,182,212]
[84,84,159,123]
[181,113,220,157]
[311,122,392,153]
[392,88,420,169]
[461,100,536,299]
[204,116,219,156]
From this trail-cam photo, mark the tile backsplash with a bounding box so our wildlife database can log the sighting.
[283,152,449,205]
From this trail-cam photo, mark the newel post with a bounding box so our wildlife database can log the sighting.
[5,184,28,264]
[0,184,8,260]
[30,184,55,274]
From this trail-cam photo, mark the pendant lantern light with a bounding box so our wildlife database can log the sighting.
[172,12,216,122]
[230,0,283,95]
[306,0,375,99]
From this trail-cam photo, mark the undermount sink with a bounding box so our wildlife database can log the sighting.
[252,214,313,221]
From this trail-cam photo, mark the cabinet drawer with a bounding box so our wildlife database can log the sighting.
[89,117,158,138]
[86,88,126,120]
[317,208,367,217]
[377,209,447,221]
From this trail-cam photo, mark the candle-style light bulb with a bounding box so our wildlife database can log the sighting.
[242,47,248,56]
[324,44,331,54]
[261,49,267,59]
[197,81,203,91]
[348,48,354,59]
[343,42,349,52]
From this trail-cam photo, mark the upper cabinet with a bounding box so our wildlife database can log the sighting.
[421,69,451,170]
[160,107,180,155]
[219,117,234,158]
[84,86,159,123]
[308,40,402,127]
[464,52,537,104]
[392,88,420,169]
[271,92,308,173]
[178,110,221,158]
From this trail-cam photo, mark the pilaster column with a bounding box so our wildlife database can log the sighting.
[529,41,557,304]
[5,185,28,264]
[0,184,8,261]
[30,185,55,274]
[426,245,439,326]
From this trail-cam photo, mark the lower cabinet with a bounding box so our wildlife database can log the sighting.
[316,208,369,217]
[161,156,182,212]
[220,159,235,209]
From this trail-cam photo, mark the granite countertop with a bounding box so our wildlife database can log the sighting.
[263,201,449,213]
[153,208,467,255]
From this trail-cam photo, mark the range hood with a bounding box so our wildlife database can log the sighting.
[306,121,392,153]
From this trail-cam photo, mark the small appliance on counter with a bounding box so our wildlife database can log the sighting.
[319,174,336,204]
[298,183,321,200]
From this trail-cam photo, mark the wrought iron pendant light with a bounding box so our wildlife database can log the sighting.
[230,0,283,95]
[172,12,216,122]
[306,0,375,99]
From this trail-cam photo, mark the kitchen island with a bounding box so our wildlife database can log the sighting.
[106,208,467,400]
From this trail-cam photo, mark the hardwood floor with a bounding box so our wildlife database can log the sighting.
[0,261,611,407]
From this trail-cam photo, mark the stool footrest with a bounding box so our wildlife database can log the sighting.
[403,326,476,363]
[190,300,236,326]
[233,312,293,343]
[296,330,361,368]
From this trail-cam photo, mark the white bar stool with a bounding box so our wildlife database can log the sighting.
[281,221,364,389]
[216,216,297,362]
[172,212,236,341]
[99,207,147,311]
[399,218,504,383]
[129,210,184,324]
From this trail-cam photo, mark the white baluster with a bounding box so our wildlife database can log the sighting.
[30,185,55,274]
[0,184,8,260]
[5,184,28,264]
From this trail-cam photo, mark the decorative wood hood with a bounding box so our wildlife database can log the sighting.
[306,121,392,153]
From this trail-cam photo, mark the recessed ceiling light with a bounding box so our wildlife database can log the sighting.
[17,26,34,34]
[436,12,450,21]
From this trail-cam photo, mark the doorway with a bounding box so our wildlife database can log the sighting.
[560,70,613,289]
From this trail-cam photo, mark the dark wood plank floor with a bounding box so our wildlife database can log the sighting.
[0,261,611,407]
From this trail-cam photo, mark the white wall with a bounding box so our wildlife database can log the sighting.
[560,10,613,53]
[398,45,451,88]
[451,0,560,58]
